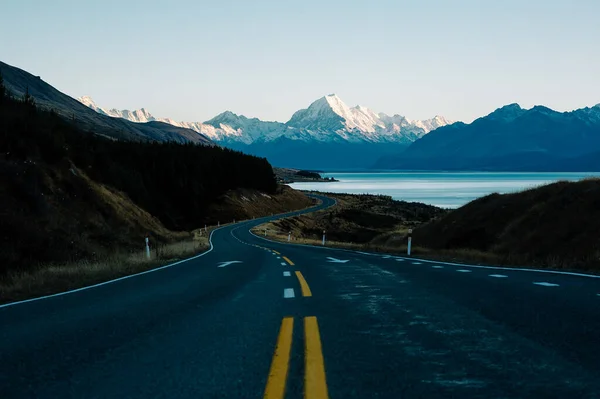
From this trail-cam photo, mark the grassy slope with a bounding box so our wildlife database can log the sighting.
[254,193,446,249]
[208,185,314,222]
[413,179,600,271]
[0,159,190,269]
[1,181,313,303]
[0,89,314,302]
[259,182,600,273]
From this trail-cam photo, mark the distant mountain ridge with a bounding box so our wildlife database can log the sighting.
[0,61,213,145]
[78,94,453,168]
[78,94,452,144]
[375,102,600,171]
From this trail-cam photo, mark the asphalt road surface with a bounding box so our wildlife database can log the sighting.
[2,194,600,398]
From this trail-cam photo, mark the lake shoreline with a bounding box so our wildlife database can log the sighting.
[289,171,600,209]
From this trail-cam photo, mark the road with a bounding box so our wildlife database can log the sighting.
[1,194,600,398]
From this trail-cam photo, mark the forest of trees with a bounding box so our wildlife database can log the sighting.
[0,78,278,231]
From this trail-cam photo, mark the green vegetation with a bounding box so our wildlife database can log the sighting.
[0,92,277,275]
[295,170,322,179]
[0,72,6,99]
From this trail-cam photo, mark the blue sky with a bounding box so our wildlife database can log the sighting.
[1,0,599,123]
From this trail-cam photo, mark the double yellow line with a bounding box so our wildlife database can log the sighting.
[264,317,329,399]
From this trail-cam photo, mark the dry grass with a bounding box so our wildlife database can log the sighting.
[255,220,600,274]
[252,225,515,267]
[253,189,600,273]
[0,236,209,304]
[0,185,317,304]
[413,179,600,272]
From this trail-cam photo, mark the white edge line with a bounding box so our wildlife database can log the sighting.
[247,204,600,280]
[1,195,330,310]
[0,225,228,309]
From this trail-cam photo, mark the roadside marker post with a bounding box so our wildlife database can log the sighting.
[145,237,151,259]
[322,230,326,246]
[265,228,268,236]
[407,229,413,256]
[218,221,220,227]
[204,224,207,233]
[288,231,291,242]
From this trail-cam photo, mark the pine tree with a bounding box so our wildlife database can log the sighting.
[0,71,6,100]
[23,86,36,109]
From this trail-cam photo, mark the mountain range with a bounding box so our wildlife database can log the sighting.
[79,94,453,169]
[4,59,600,172]
[375,103,600,171]
[0,61,213,146]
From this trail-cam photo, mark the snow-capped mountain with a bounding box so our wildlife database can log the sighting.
[78,94,452,145]
[78,94,454,168]
[79,96,156,123]
[287,94,451,143]
[375,102,600,171]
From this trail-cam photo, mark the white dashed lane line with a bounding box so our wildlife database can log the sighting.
[412,262,422,265]
[283,272,291,277]
[432,266,444,269]
[533,282,560,287]
[395,259,404,262]
[456,269,472,273]
[489,274,508,278]
[280,262,286,266]
[277,257,281,259]
[284,288,295,298]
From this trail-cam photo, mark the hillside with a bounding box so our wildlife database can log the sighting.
[375,103,600,171]
[274,167,337,183]
[0,88,310,274]
[0,61,213,145]
[257,193,446,247]
[413,179,600,270]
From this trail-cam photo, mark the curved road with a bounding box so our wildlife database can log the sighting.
[1,194,600,398]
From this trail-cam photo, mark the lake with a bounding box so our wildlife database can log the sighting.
[288,172,600,208]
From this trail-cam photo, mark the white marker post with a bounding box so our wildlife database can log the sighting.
[407,229,413,256]
[204,224,207,233]
[145,237,151,259]
[233,219,236,224]
[288,231,291,242]
[322,230,326,246]
[264,228,268,236]
[218,221,220,227]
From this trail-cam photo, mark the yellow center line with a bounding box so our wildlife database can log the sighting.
[283,256,295,266]
[273,250,281,255]
[264,317,294,399]
[304,316,329,399]
[295,271,312,297]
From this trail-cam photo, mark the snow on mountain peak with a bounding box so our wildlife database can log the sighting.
[79,95,96,107]
[78,95,453,146]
